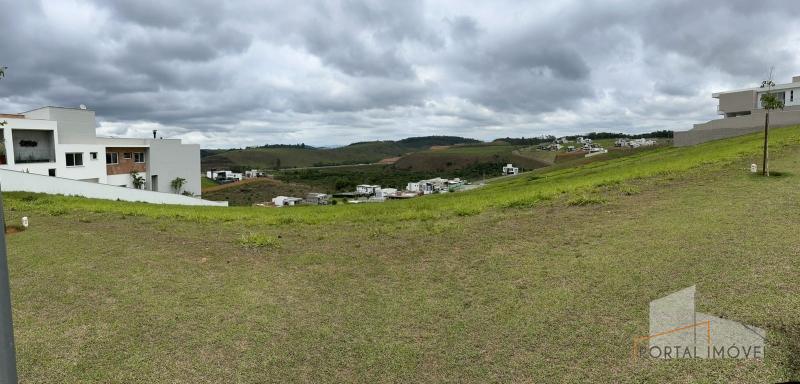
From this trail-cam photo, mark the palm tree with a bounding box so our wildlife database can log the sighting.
[759,75,785,176]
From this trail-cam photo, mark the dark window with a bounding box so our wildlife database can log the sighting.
[90,152,98,160]
[106,152,118,164]
[123,152,132,159]
[48,169,56,177]
[791,90,794,102]
[65,152,83,167]
[133,152,145,163]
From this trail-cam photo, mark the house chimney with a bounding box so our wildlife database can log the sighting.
[793,75,800,83]
[152,129,157,139]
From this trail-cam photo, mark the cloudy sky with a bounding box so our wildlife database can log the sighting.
[1,1,799,148]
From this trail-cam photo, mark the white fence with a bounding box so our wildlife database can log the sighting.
[0,168,228,207]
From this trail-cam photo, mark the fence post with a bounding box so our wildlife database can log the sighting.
[0,184,18,383]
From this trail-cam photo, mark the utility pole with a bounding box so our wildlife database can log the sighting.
[0,185,18,384]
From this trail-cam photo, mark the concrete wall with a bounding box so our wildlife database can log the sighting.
[717,90,756,115]
[675,109,800,146]
[0,168,226,206]
[23,107,97,144]
[147,140,201,196]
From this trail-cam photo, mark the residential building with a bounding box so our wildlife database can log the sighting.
[0,106,201,195]
[676,75,800,146]
[502,163,519,175]
[304,192,331,205]
[244,169,265,178]
[206,170,243,182]
[272,196,303,207]
[356,184,381,196]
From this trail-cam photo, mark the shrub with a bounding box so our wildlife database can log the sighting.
[237,233,281,249]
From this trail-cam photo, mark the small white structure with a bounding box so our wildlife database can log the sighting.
[356,184,381,196]
[626,138,657,148]
[585,148,608,157]
[206,170,243,182]
[556,137,569,144]
[272,195,303,207]
[244,169,265,178]
[750,163,758,173]
[502,163,519,176]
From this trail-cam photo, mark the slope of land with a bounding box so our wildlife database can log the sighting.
[201,136,482,171]
[391,143,551,173]
[201,178,313,206]
[5,127,800,382]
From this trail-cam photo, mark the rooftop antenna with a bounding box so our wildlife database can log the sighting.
[79,104,87,110]
[152,129,157,139]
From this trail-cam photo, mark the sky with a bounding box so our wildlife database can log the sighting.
[1,0,799,148]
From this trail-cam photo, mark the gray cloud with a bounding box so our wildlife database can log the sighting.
[1,0,799,147]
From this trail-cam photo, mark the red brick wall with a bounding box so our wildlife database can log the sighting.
[106,147,146,175]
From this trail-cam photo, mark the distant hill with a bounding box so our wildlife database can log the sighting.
[201,136,483,171]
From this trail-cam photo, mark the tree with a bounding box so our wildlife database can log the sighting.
[130,171,145,189]
[170,177,186,194]
[0,66,6,128]
[759,74,785,176]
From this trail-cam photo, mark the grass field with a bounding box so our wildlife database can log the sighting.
[201,178,314,206]
[4,127,800,382]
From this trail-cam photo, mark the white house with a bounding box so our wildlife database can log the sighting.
[502,163,519,175]
[244,169,265,178]
[356,184,381,196]
[1,106,201,195]
[272,196,303,207]
[206,170,243,182]
[304,192,331,205]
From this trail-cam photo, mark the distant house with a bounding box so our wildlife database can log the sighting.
[502,163,519,176]
[206,170,243,182]
[356,184,381,196]
[556,137,569,144]
[272,195,303,207]
[614,139,628,147]
[567,146,576,152]
[375,188,398,199]
[244,169,265,178]
[304,192,331,205]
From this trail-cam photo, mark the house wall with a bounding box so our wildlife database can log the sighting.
[106,147,147,175]
[11,129,55,163]
[717,90,756,115]
[106,172,147,188]
[147,139,201,196]
[0,168,226,206]
[23,107,97,144]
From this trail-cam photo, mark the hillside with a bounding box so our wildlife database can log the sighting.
[201,178,314,206]
[392,143,551,173]
[201,136,482,171]
[5,127,800,382]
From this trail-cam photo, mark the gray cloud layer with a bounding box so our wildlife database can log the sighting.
[1,0,799,147]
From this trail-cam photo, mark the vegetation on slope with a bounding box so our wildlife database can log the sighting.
[201,136,482,171]
[202,178,314,206]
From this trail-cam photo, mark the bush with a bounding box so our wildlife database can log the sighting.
[237,233,281,249]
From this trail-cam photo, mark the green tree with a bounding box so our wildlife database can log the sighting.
[170,177,186,194]
[130,171,146,189]
[759,77,785,176]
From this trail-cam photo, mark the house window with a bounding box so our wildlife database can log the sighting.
[90,152,98,160]
[65,152,83,167]
[123,152,132,160]
[106,152,118,164]
[791,90,795,103]
[133,152,145,163]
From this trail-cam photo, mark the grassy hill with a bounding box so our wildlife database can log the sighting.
[392,143,551,173]
[5,127,800,382]
[201,136,482,171]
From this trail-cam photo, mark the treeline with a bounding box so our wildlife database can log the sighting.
[247,143,314,150]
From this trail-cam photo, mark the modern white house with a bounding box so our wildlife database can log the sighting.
[502,163,519,176]
[244,169,265,178]
[0,106,202,196]
[356,184,381,196]
[676,75,800,146]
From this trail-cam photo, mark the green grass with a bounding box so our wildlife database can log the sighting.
[5,127,800,382]
[200,177,219,189]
